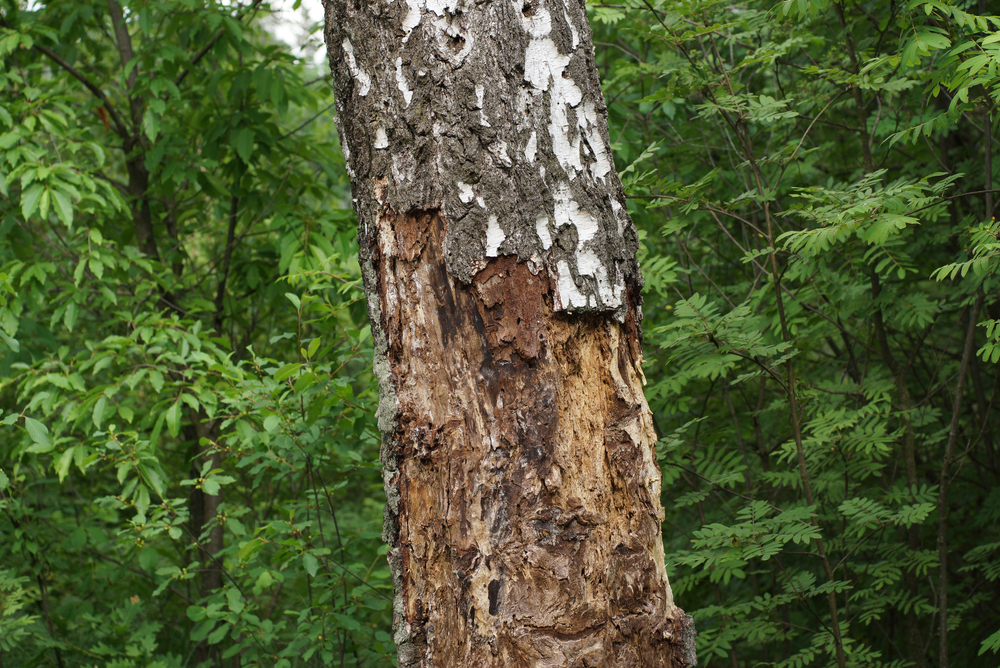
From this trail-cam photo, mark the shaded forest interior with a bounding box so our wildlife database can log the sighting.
[2,1,1000,667]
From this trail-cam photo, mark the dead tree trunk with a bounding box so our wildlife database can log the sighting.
[323,0,696,665]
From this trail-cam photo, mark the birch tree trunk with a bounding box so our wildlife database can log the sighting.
[323,0,696,665]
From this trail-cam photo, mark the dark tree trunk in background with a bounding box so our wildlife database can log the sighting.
[323,0,696,664]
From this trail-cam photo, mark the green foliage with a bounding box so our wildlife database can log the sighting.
[594,0,1000,665]
[6,0,1000,667]
[0,1,391,666]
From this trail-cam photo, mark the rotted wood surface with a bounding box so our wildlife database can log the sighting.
[362,202,692,667]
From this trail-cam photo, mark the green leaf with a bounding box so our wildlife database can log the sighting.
[38,189,50,220]
[21,184,44,219]
[143,111,160,142]
[89,257,104,280]
[226,517,247,536]
[293,372,317,394]
[234,127,254,163]
[255,570,274,591]
[203,477,221,495]
[226,586,244,613]
[24,417,51,451]
[56,447,75,482]
[190,619,215,642]
[0,469,9,490]
[166,400,181,437]
[51,190,73,227]
[92,396,107,428]
[263,414,281,432]
[149,369,165,393]
[135,484,150,512]
[207,622,229,646]
[303,552,319,577]
[253,65,272,101]
[137,465,164,498]
[63,301,78,331]
[980,628,1000,655]
[0,129,21,149]
[274,363,302,382]
[0,329,19,353]
[238,537,267,562]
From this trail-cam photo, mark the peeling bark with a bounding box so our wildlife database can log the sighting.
[323,0,694,665]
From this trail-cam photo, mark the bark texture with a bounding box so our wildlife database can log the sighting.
[323,0,695,665]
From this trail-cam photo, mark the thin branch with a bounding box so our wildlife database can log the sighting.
[937,289,984,668]
[175,0,265,87]
[279,99,337,141]
[0,18,130,135]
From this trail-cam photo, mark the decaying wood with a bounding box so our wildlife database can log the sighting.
[323,0,695,663]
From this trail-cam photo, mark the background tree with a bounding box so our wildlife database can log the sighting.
[592,0,1000,666]
[0,1,394,666]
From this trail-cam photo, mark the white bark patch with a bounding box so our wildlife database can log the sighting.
[342,39,372,96]
[429,15,474,65]
[522,1,552,36]
[553,183,597,241]
[395,58,413,107]
[485,215,505,257]
[520,7,588,178]
[579,252,623,309]
[523,38,564,91]
[519,7,614,182]
[475,84,491,127]
[575,248,602,277]
[374,128,389,149]
[525,131,537,164]
[548,88,584,177]
[342,137,356,177]
[457,182,475,204]
[392,152,415,183]
[402,0,423,41]
[563,10,579,48]
[580,102,612,182]
[555,260,588,309]
[425,0,455,17]
[535,214,552,249]
[610,196,626,236]
[552,184,626,309]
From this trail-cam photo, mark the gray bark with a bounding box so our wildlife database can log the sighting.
[323,0,695,665]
